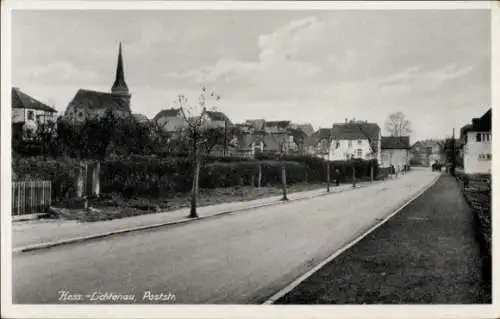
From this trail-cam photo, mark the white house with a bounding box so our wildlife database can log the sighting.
[329,120,381,163]
[12,87,58,139]
[461,109,491,174]
[380,136,411,170]
[153,108,188,132]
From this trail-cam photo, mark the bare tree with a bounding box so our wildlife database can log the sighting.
[385,112,413,137]
[278,137,288,201]
[177,86,221,218]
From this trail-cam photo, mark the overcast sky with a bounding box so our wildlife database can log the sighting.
[11,9,490,141]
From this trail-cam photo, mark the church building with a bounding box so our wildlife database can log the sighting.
[64,43,132,123]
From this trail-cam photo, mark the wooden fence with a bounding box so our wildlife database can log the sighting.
[12,180,51,218]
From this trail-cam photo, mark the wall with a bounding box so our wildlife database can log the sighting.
[12,108,25,123]
[464,131,491,174]
[329,139,372,161]
[159,116,188,132]
[381,149,409,169]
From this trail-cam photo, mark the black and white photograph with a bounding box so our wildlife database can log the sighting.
[1,1,498,318]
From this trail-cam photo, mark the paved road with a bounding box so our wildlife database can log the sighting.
[13,169,439,304]
[276,175,491,304]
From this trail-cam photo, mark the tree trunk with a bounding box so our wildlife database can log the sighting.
[326,161,330,192]
[189,133,199,218]
[189,156,200,218]
[281,161,288,201]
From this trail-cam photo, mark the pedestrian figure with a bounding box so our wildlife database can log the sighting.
[335,169,340,186]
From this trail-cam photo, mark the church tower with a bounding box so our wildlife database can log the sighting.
[111,42,131,112]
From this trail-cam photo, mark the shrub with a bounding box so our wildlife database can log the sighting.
[12,156,82,201]
[13,155,380,199]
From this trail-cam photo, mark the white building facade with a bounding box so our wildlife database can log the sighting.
[461,109,491,175]
[463,131,491,174]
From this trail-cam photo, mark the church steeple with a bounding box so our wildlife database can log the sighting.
[111,42,129,95]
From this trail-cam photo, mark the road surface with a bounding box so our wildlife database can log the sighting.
[13,169,439,304]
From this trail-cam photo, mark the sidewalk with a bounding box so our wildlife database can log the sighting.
[13,179,382,251]
[274,174,491,304]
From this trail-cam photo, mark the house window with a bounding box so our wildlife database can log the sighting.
[27,110,34,120]
[357,148,362,158]
[476,133,481,142]
[348,140,352,147]
[336,142,340,149]
[357,139,362,145]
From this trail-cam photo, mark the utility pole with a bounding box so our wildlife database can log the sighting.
[451,128,456,176]
[280,138,288,201]
[326,128,332,192]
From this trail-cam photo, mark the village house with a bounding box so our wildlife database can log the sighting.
[380,136,411,170]
[290,123,315,137]
[410,139,444,167]
[329,120,381,162]
[264,120,291,134]
[64,43,132,124]
[460,108,491,174]
[153,108,187,133]
[11,87,58,139]
[305,128,332,160]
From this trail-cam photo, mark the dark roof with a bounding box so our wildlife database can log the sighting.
[12,87,57,113]
[264,133,288,151]
[462,108,491,134]
[411,139,444,150]
[305,128,332,147]
[245,119,265,130]
[66,89,129,114]
[206,111,232,124]
[381,136,410,149]
[111,42,129,95]
[296,123,315,136]
[153,108,182,121]
[265,120,291,128]
[331,122,380,141]
[288,128,307,142]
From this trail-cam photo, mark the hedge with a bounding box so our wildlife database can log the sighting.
[13,155,380,199]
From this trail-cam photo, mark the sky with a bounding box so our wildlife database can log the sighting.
[11,9,491,142]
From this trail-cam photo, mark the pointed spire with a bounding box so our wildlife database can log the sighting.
[111,41,129,95]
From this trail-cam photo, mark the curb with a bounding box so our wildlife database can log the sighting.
[262,173,441,305]
[12,181,379,254]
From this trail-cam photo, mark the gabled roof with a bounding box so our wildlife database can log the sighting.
[153,108,182,121]
[462,108,491,133]
[12,87,57,113]
[296,123,315,136]
[381,136,410,149]
[411,139,443,149]
[245,119,265,130]
[206,111,232,124]
[331,122,380,141]
[66,89,129,113]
